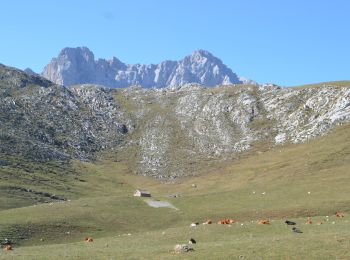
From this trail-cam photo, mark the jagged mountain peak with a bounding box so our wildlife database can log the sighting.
[184,49,220,65]
[190,49,216,59]
[42,47,249,88]
[59,46,94,59]
[108,56,123,65]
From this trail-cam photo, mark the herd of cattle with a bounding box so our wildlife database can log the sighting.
[171,211,347,253]
[188,211,346,229]
[1,212,346,252]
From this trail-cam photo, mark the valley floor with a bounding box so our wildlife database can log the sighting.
[0,124,349,259]
[2,215,350,259]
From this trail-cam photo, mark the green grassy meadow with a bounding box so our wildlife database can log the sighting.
[0,123,349,259]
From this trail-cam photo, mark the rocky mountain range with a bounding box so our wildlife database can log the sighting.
[41,47,250,88]
[1,64,349,179]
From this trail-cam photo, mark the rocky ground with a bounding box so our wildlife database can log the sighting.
[0,65,127,162]
[115,84,349,178]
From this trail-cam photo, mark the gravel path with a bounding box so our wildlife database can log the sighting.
[145,200,178,210]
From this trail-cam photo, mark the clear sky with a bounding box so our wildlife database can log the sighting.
[0,0,349,86]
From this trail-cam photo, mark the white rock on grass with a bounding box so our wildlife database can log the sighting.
[275,133,287,144]
[174,244,194,253]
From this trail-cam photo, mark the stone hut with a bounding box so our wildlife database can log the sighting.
[133,189,151,197]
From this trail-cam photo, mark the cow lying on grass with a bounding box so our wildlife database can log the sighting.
[85,237,93,242]
[3,245,12,251]
[335,212,345,218]
[258,219,270,225]
[217,219,235,225]
[305,218,312,224]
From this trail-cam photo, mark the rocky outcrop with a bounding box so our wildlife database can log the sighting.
[42,47,244,88]
[24,68,38,76]
[239,76,258,85]
[258,84,350,143]
[0,64,127,161]
[116,84,349,178]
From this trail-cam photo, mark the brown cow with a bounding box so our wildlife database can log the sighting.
[258,219,270,225]
[335,212,345,218]
[217,219,235,225]
[203,220,212,225]
[227,219,235,224]
[3,245,12,251]
[316,221,323,225]
[305,218,312,224]
[85,237,93,242]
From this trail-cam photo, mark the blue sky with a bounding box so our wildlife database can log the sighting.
[0,0,349,86]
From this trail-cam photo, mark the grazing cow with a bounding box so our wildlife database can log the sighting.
[190,222,199,227]
[85,237,93,242]
[3,245,12,251]
[316,221,323,225]
[258,220,270,225]
[203,220,212,225]
[188,238,196,244]
[335,212,345,218]
[285,220,296,225]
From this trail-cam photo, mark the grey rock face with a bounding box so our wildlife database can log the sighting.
[0,64,127,161]
[42,47,244,88]
[116,84,349,178]
[42,47,126,87]
[239,76,258,85]
[258,84,350,143]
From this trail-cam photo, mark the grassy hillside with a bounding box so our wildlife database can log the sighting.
[292,80,350,89]
[0,123,349,259]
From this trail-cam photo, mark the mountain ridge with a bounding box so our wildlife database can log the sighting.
[42,47,249,88]
[1,64,349,179]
